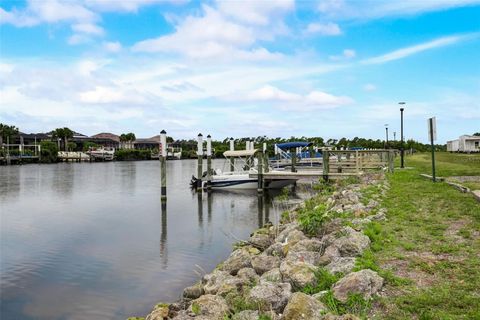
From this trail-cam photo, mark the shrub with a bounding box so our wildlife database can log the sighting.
[39,141,58,163]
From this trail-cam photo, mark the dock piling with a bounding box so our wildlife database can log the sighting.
[197,133,204,191]
[160,130,167,201]
[257,151,264,193]
[322,150,329,181]
[206,134,212,190]
[229,138,235,172]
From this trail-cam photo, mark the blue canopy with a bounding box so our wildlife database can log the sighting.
[276,142,313,150]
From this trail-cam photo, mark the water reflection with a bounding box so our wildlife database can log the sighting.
[160,201,168,268]
[1,160,307,320]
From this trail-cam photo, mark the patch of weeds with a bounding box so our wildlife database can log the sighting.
[321,290,372,317]
[297,202,330,236]
[399,241,416,251]
[191,302,201,315]
[301,267,342,294]
[354,249,380,272]
[363,222,384,251]
[430,243,459,255]
[313,179,336,195]
[458,228,471,239]
[225,292,259,315]
[258,315,272,320]
[127,318,145,320]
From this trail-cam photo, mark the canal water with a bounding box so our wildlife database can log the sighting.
[0,160,307,320]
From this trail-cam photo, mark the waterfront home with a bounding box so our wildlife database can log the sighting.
[447,135,480,153]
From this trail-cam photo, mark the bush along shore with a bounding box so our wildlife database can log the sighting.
[137,173,397,320]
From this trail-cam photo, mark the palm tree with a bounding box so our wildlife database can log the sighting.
[52,127,74,151]
[120,132,136,149]
[0,123,19,145]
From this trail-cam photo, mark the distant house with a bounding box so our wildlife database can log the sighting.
[447,135,480,153]
[90,133,120,148]
[134,135,160,150]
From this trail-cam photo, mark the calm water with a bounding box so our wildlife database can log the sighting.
[0,160,304,320]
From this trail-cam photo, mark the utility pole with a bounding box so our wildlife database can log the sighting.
[399,102,406,168]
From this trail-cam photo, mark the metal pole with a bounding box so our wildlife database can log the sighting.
[160,130,167,201]
[399,103,405,168]
[206,134,212,190]
[197,133,203,191]
[229,138,235,172]
[429,118,436,182]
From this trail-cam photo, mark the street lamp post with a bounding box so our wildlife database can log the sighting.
[399,102,406,168]
[384,124,389,149]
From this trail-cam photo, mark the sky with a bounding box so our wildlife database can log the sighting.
[0,0,479,144]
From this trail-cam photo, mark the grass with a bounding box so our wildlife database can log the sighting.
[369,152,480,319]
[301,267,343,295]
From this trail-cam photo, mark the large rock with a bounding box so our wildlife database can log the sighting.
[183,282,204,299]
[251,254,281,275]
[264,242,285,258]
[280,260,317,289]
[260,267,282,284]
[237,267,259,285]
[231,310,259,320]
[322,313,361,320]
[285,250,322,266]
[203,270,242,296]
[250,232,273,250]
[283,292,327,320]
[289,238,325,254]
[275,223,299,243]
[247,282,292,313]
[188,295,229,320]
[325,257,356,275]
[330,227,370,257]
[146,303,169,320]
[221,247,253,275]
[317,245,341,265]
[332,269,384,302]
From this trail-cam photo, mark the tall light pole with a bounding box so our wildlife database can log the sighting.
[384,124,389,149]
[399,102,406,168]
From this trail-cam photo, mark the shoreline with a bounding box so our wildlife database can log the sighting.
[137,173,390,320]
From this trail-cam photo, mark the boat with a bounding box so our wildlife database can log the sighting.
[86,147,115,161]
[190,149,297,190]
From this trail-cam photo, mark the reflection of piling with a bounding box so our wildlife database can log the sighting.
[257,151,264,193]
[257,194,264,228]
[197,133,203,191]
[197,192,203,227]
[207,192,212,223]
[160,130,167,201]
[206,135,212,190]
[160,202,168,266]
[229,138,235,172]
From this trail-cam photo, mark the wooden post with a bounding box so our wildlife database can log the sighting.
[197,133,203,191]
[206,134,212,190]
[355,150,359,174]
[229,138,235,172]
[257,151,263,193]
[323,150,329,181]
[388,150,394,173]
[160,130,167,201]
[263,143,269,173]
[291,148,296,172]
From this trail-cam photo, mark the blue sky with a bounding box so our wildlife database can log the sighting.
[1,0,479,143]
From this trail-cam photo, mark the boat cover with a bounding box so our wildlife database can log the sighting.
[223,149,259,157]
[276,142,313,150]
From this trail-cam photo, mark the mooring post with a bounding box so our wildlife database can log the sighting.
[291,148,296,172]
[257,151,263,193]
[206,134,212,190]
[388,150,394,173]
[197,133,204,191]
[160,130,167,201]
[263,143,269,173]
[323,150,329,181]
[229,137,235,172]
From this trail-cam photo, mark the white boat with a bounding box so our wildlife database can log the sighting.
[87,147,115,161]
[190,149,297,190]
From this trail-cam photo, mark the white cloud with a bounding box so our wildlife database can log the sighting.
[72,23,104,36]
[329,49,356,60]
[132,4,290,60]
[240,85,353,111]
[305,22,342,36]
[362,34,476,64]
[317,0,480,20]
[103,41,122,53]
[363,84,377,91]
[217,0,294,26]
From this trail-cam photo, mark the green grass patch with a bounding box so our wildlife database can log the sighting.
[301,267,343,294]
[321,290,372,318]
